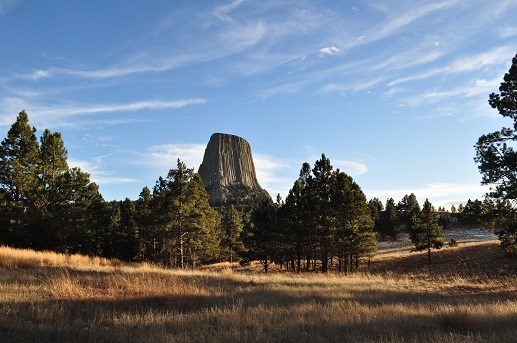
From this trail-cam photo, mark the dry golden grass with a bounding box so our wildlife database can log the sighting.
[0,241,515,342]
[0,246,120,269]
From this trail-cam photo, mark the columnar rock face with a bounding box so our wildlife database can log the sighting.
[198,133,270,207]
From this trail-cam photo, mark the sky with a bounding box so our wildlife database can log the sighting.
[1,0,516,209]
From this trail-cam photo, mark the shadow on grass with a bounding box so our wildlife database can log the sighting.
[1,272,516,343]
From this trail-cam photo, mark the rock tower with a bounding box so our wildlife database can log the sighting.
[198,133,270,207]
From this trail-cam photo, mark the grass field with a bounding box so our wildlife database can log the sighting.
[0,241,515,342]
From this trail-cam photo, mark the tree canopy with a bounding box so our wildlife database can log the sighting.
[474,53,517,255]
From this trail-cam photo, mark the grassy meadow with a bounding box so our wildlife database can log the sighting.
[0,241,516,343]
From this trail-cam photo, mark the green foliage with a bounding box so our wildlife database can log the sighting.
[459,199,484,226]
[241,199,280,272]
[152,160,221,267]
[220,205,245,263]
[0,111,100,251]
[261,154,376,273]
[379,198,400,239]
[409,199,444,264]
[474,53,517,255]
[397,193,421,230]
[480,198,517,256]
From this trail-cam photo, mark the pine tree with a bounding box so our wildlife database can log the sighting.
[152,160,220,267]
[220,205,244,264]
[409,199,444,264]
[135,186,154,261]
[284,162,314,272]
[241,199,279,273]
[397,193,421,230]
[0,111,39,246]
[331,171,376,272]
[475,53,517,255]
[380,198,399,239]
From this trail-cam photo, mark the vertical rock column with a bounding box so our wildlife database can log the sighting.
[198,133,270,206]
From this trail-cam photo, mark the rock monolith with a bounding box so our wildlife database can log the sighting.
[198,133,270,207]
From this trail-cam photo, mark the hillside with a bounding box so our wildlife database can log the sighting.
[0,243,515,343]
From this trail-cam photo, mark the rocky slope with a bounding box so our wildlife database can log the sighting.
[198,133,270,207]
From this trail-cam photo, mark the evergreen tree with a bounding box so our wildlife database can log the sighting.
[116,198,140,261]
[459,199,484,226]
[331,171,376,273]
[409,199,444,264]
[220,205,244,264]
[241,199,279,273]
[397,193,421,230]
[281,155,376,273]
[284,162,314,272]
[474,53,517,255]
[380,198,399,239]
[310,154,335,273]
[368,197,384,237]
[0,111,39,246]
[152,160,220,267]
[135,186,155,261]
[33,129,70,249]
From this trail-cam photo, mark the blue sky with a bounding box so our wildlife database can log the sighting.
[1,0,516,208]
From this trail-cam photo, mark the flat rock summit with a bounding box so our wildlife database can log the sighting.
[198,133,270,207]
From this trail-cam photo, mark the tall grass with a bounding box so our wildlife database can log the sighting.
[0,242,515,342]
[0,245,119,269]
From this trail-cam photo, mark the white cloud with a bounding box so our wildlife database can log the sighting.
[357,0,460,48]
[0,0,20,15]
[389,46,514,86]
[405,75,501,105]
[220,20,266,51]
[318,46,340,57]
[254,153,290,183]
[333,160,368,176]
[476,79,487,86]
[23,70,52,81]
[68,156,140,185]
[320,77,383,94]
[0,98,207,127]
[145,144,206,172]
[214,0,246,22]
[498,25,517,38]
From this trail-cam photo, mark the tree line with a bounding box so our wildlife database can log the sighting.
[1,52,516,268]
[0,113,445,271]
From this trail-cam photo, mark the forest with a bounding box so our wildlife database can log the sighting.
[0,111,510,272]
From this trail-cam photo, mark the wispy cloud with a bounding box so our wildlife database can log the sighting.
[68,155,140,186]
[0,0,20,15]
[333,160,368,176]
[0,98,206,128]
[497,25,517,38]
[320,77,383,94]
[404,75,501,105]
[342,0,460,50]
[214,0,247,22]
[144,144,207,172]
[389,46,514,86]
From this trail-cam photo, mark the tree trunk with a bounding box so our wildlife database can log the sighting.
[296,242,301,273]
[321,252,328,273]
[428,248,432,264]
[179,228,184,269]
